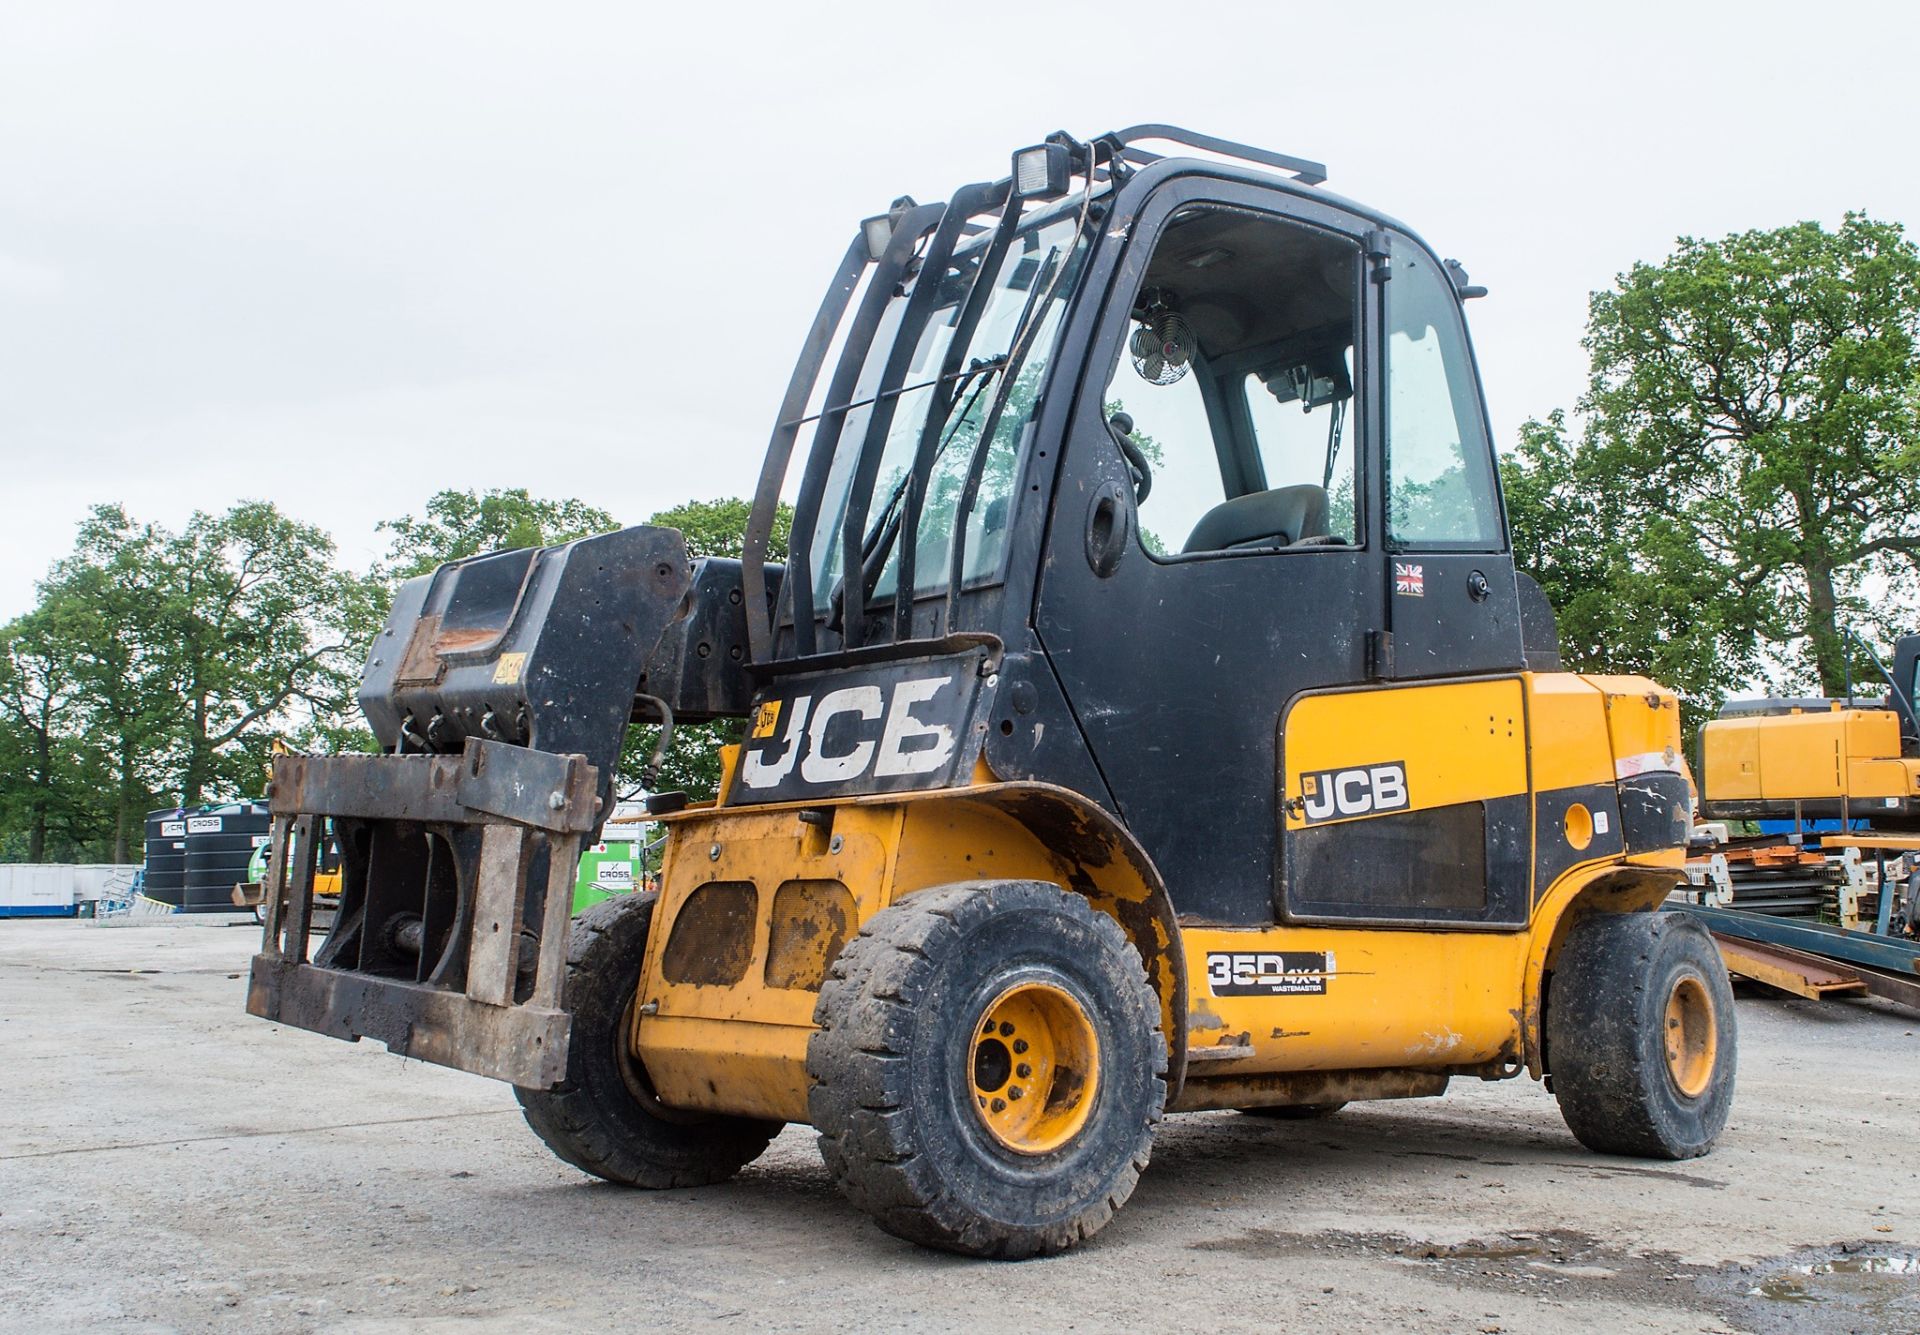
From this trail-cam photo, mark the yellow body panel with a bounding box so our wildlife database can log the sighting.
[1702,716,1767,802]
[1180,925,1526,1072]
[632,671,1687,1122]
[1525,674,1616,792]
[1281,677,1527,825]
[1588,675,1689,869]
[1850,756,1920,801]
[635,785,1180,1121]
[1701,705,1920,808]
[1585,674,1685,773]
[637,1016,812,1122]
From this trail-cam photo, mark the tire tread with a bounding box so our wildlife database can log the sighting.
[516,892,780,1188]
[1546,910,1735,1161]
[807,881,1166,1259]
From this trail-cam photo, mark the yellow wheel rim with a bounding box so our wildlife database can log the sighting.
[1663,975,1716,1099]
[967,980,1100,1156]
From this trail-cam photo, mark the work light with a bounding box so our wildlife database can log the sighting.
[1012,141,1071,201]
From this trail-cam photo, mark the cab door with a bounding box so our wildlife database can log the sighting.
[1374,241,1526,681]
[1033,178,1387,925]
[1275,234,1534,928]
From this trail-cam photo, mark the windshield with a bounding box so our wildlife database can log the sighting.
[803,210,1090,615]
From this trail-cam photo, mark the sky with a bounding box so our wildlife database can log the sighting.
[4,0,1919,618]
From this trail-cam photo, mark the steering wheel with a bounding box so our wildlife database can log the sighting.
[1107,412,1153,505]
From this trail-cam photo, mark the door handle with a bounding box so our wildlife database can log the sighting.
[1085,480,1130,577]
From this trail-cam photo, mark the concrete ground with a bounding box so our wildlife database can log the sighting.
[2,917,1916,1335]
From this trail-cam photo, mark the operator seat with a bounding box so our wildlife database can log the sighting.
[1183,485,1330,553]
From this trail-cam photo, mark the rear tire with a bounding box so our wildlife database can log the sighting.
[808,881,1166,1259]
[1546,910,1735,1160]
[516,892,780,1187]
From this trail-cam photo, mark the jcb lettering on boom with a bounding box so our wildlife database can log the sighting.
[733,655,986,803]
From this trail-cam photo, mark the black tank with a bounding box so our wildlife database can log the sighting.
[141,808,189,907]
[181,801,272,912]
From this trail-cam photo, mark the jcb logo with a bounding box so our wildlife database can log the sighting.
[740,677,958,792]
[1299,761,1409,823]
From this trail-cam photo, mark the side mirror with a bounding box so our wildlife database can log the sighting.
[1445,258,1488,300]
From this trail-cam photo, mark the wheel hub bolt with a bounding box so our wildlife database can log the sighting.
[1012,1039,1028,1054]
[1008,1087,1023,1101]
[1016,1063,1032,1078]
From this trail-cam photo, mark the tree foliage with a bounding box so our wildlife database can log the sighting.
[1506,214,1920,708]
[0,488,799,861]
[151,503,371,806]
[650,496,790,563]
[0,502,371,861]
[0,610,85,861]
[378,488,619,581]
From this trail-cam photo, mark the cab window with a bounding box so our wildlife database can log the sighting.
[1384,251,1501,548]
[805,212,1089,613]
[1243,352,1357,543]
[1102,205,1362,558]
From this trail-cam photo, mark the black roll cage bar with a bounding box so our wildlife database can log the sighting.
[739,126,1330,668]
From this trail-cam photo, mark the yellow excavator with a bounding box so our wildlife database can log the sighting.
[246,125,1726,1258]
[1690,636,1920,938]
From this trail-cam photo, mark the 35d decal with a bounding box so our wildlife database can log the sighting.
[1206,951,1333,996]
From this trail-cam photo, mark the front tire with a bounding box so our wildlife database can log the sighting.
[516,892,780,1187]
[807,881,1166,1259]
[1547,910,1736,1160]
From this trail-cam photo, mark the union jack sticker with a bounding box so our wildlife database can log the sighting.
[1394,561,1425,596]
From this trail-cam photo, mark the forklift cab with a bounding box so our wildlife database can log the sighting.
[1034,167,1531,926]
[742,129,1538,931]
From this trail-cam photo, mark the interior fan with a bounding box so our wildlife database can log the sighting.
[1130,308,1196,386]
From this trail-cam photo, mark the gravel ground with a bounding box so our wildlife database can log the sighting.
[2,916,1917,1334]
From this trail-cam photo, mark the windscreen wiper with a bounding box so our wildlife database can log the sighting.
[827,356,1004,631]
[1321,397,1347,490]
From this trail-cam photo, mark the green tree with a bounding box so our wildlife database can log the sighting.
[0,502,369,861]
[0,610,84,861]
[44,503,366,818]
[1506,214,1920,705]
[649,496,790,563]
[1504,414,1763,733]
[156,503,369,805]
[42,510,192,857]
[378,488,618,581]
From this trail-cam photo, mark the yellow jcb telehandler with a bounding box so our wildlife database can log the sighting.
[247,125,1731,1258]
